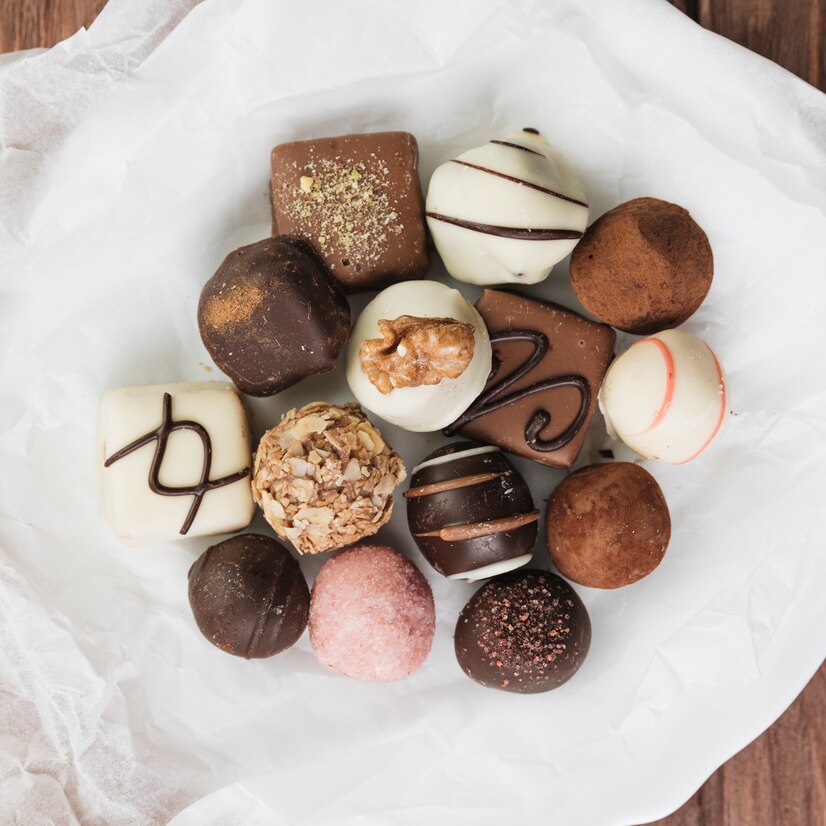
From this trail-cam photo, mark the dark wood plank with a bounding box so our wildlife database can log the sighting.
[697,0,825,90]
[0,0,107,52]
[650,663,826,825]
[0,3,824,826]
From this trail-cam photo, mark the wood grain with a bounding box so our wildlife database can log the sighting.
[0,0,106,52]
[697,0,825,91]
[0,2,824,826]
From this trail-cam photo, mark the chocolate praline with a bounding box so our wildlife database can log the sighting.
[405,443,537,580]
[197,235,350,396]
[188,533,309,658]
[546,463,671,588]
[454,569,591,693]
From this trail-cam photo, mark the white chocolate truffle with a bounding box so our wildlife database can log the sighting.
[599,330,727,464]
[425,129,589,286]
[346,281,492,432]
[99,382,254,544]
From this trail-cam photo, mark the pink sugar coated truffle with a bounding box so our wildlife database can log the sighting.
[309,543,435,682]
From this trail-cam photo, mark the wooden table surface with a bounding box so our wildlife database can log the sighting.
[0,2,824,825]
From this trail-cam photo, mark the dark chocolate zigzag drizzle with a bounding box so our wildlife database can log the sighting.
[425,212,583,241]
[450,159,589,208]
[445,330,591,453]
[104,392,250,534]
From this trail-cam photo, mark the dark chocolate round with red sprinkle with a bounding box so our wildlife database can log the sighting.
[454,569,591,693]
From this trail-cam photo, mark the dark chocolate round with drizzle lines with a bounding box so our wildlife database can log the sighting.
[405,443,537,581]
[188,534,309,659]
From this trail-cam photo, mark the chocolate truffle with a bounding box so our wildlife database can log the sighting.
[455,570,591,693]
[346,281,492,432]
[198,236,350,396]
[188,534,309,658]
[309,544,435,682]
[599,330,727,464]
[426,129,589,286]
[570,197,713,334]
[251,402,406,554]
[99,382,254,544]
[446,289,615,468]
[546,463,671,588]
[270,132,429,291]
[406,443,537,581]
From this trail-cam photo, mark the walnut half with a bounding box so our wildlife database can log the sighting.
[359,315,476,395]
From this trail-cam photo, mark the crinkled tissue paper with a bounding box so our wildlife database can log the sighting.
[1,0,825,824]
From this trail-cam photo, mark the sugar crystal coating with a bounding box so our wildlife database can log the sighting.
[309,544,435,682]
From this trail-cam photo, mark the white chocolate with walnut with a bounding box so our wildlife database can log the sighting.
[360,315,475,394]
[346,281,492,432]
[251,402,406,554]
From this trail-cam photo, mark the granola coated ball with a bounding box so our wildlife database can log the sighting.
[309,544,435,682]
[251,402,406,554]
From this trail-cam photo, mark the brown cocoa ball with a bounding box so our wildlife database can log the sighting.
[569,197,712,334]
[546,463,670,589]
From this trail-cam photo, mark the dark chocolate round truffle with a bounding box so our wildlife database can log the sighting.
[406,443,537,580]
[198,236,350,396]
[546,462,671,589]
[454,569,591,693]
[188,533,309,658]
[569,197,713,334]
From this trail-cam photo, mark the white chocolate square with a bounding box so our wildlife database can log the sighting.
[99,382,254,544]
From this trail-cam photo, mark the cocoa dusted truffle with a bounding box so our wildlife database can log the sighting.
[271,132,429,291]
[569,197,713,334]
[198,236,350,396]
[309,544,435,682]
[251,402,406,555]
[188,534,309,658]
[546,463,671,589]
[405,443,537,581]
[454,570,591,693]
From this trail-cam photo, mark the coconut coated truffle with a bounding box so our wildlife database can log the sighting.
[546,463,671,589]
[570,197,713,334]
[309,544,436,682]
[251,402,406,554]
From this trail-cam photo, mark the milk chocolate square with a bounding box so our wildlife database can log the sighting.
[270,132,429,291]
[446,290,616,468]
[99,382,254,544]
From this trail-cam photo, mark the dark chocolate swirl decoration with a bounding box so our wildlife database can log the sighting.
[104,393,250,534]
[445,330,591,453]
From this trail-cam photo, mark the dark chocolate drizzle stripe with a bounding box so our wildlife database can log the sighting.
[414,510,540,541]
[426,213,583,241]
[489,139,544,156]
[450,160,589,208]
[104,393,250,534]
[404,471,505,499]
[445,330,591,453]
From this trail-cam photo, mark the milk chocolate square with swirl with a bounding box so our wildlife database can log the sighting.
[445,290,616,468]
[270,132,429,292]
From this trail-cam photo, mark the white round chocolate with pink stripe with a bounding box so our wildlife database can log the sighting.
[599,329,727,464]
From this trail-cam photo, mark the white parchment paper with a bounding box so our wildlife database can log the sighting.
[1,1,825,824]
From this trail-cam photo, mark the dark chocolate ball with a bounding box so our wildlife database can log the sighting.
[570,197,713,334]
[198,236,351,396]
[405,443,537,580]
[546,462,671,589]
[188,533,309,658]
[454,570,591,693]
